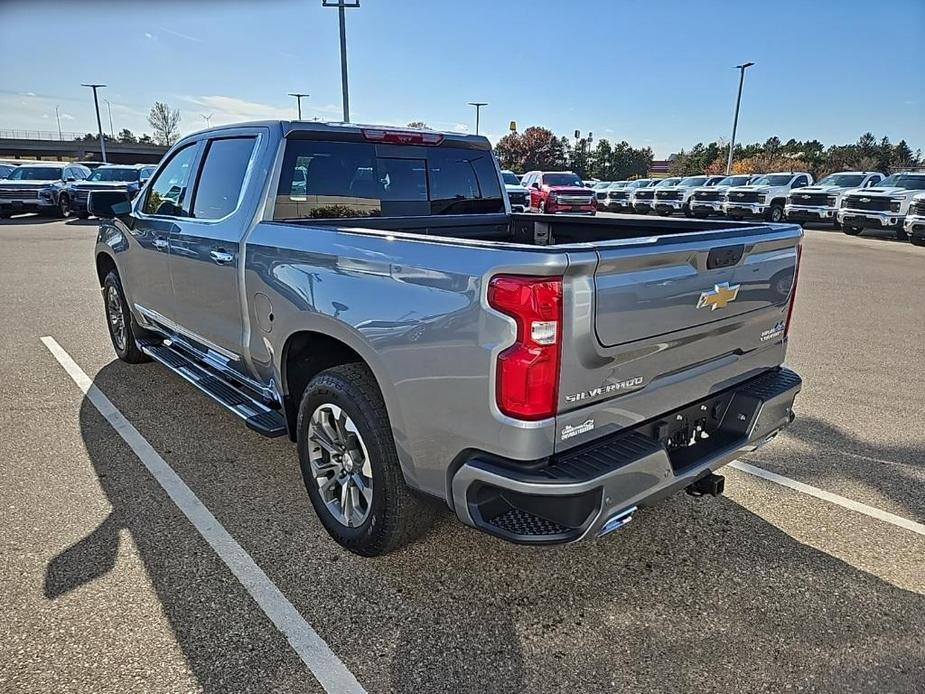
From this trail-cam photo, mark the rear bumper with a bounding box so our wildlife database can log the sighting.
[452,367,801,545]
[785,204,837,222]
[837,208,903,229]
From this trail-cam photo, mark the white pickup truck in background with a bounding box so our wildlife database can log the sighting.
[724,172,813,223]
[838,171,925,239]
[785,171,883,227]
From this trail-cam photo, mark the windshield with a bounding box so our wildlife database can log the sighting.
[717,175,750,186]
[8,166,63,181]
[679,176,708,187]
[872,174,925,190]
[592,181,610,189]
[655,178,681,187]
[626,179,650,189]
[609,181,628,189]
[752,174,795,186]
[542,173,583,187]
[501,172,521,186]
[88,167,140,182]
[815,174,866,187]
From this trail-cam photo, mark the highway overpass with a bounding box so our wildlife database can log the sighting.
[0,131,168,164]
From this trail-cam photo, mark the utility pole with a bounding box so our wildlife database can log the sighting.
[725,62,754,175]
[54,105,62,140]
[104,98,114,139]
[468,102,487,135]
[322,0,360,122]
[288,92,310,120]
[201,113,213,127]
[81,83,107,163]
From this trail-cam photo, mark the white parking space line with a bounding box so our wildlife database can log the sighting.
[40,337,366,694]
[730,460,925,537]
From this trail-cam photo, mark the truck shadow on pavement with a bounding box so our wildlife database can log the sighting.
[45,359,925,693]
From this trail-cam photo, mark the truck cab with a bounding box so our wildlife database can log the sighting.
[655,175,726,217]
[724,172,813,222]
[632,177,679,214]
[785,171,883,227]
[522,170,596,215]
[838,171,925,239]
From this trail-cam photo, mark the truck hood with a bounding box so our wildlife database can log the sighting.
[0,179,59,187]
[852,186,910,197]
[504,184,530,194]
[545,185,591,194]
[726,185,771,194]
[791,185,846,193]
[71,181,135,191]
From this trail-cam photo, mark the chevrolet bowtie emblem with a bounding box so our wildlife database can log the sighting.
[697,282,740,310]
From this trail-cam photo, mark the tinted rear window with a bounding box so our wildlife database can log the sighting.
[274,140,504,219]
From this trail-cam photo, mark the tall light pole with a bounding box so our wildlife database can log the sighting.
[288,92,310,120]
[322,0,360,122]
[81,83,107,163]
[104,98,114,139]
[725,62,754,175]
[468,102,487,135]
[54,105,62,140]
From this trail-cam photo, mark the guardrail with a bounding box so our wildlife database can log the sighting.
[0,129,89,141]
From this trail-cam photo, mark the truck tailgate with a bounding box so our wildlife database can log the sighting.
[556,224,801,451]
[593,237,795,346]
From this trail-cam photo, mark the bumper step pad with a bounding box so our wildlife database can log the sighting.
[140,339,287,438]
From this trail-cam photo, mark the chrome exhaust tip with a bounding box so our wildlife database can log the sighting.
[598,506,637,537]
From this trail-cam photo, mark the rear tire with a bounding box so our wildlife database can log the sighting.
[296,363,437,556]
[910,235,925,247]
[102,270,151,364]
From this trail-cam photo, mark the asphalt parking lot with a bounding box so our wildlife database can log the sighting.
[1,215,923,694]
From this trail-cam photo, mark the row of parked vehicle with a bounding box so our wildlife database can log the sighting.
[501,167,925,246]
[0,161,156,219]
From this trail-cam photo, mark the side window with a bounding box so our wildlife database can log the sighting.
[74,168,87,180]
[143,144,198,216]
[191,137,256,220]
[62,168,73,181]
[794,175,809,187]
[867,175,881,187]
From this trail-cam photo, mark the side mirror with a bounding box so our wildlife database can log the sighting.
[65,176,76,182]
[531,182,540,190]
[89,190,132,220]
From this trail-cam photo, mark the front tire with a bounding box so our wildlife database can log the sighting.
[102,271,151,364]
[296,364,436,556]
[895,228,909,241]
[766,203,784,223]
[56,194,71,218]
[910,235,925,247]
[842,224,863,236]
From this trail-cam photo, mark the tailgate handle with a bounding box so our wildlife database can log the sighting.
[707,245,744,269]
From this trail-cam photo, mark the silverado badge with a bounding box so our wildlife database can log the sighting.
[697,282,740,311]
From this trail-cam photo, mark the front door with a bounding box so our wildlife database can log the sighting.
[125,141,202,329]
[167,134,260,379]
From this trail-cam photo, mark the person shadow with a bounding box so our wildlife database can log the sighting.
[44,357,925,693]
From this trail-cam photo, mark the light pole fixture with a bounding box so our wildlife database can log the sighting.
[104,98,114,139]
[322,0,360,122]
[468,102,487,135]
[81,83,107,162]
[288,92,310,120]
[726,62,754,175]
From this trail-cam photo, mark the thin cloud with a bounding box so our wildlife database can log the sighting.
[158,26,204,43]
[144,32,153,39]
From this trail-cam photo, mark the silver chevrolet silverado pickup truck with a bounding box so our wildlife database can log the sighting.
[90,121,803,556]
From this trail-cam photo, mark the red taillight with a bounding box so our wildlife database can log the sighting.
[488,275,563,420]
[784,242,802,337]
[361,128,444,146]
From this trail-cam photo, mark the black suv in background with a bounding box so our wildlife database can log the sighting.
[0,163,91,218]
[68,163,157,218]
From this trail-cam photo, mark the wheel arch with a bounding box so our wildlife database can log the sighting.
[278,328,417,485]
[95,251,117,287]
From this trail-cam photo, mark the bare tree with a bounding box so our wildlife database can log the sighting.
[147,102,181,146]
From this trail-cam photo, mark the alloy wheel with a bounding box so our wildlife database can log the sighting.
[308,403,373,528]
[107,285,127,351]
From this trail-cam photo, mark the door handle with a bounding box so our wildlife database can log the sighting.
[153,238,168,250]
[209,249,234,264]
